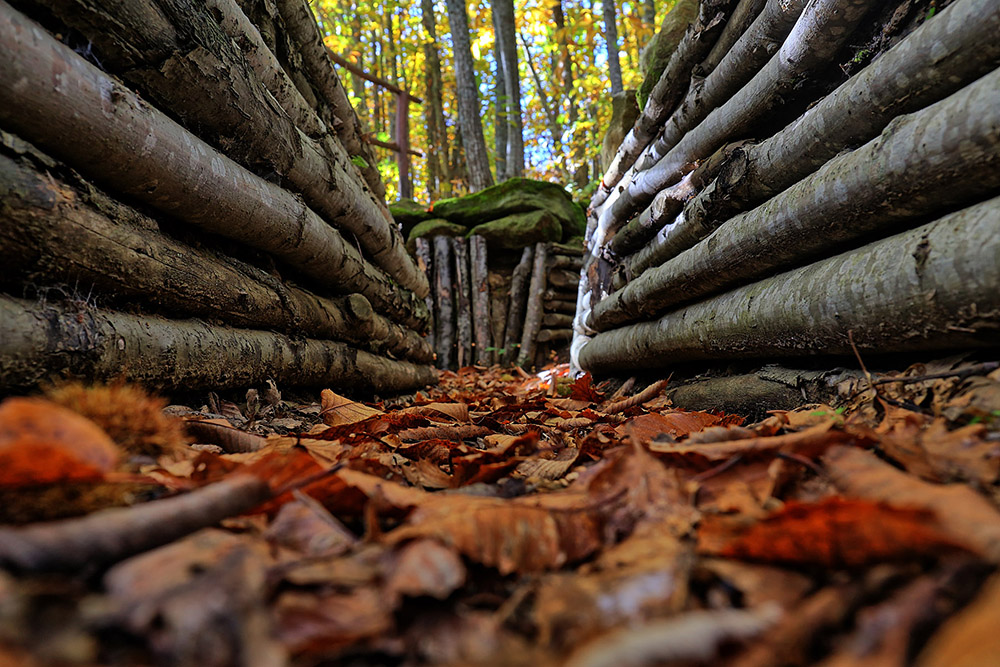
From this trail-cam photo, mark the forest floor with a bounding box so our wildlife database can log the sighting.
[1,358,1000,665]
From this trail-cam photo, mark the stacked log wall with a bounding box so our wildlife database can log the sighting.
[574,0,1000,375]
[0,0,436,395]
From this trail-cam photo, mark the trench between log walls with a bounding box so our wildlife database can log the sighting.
[572,0,1000,377]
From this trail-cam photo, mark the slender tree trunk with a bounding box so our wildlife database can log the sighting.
[0,296,438,394]
[443,0,494,191]
[451,237,473,368]
[602,0,624,95]
[420,0,451,198]
[590,69,1000,331]
[493,0,525,178]
[700,0,768,75]
[492,5,509,181]
[433,236,455,369]
[644,0,656,26]
[579,198,1000,372]
[503,246,535,361]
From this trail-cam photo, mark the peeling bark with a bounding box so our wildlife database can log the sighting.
[0,296,438,393]
[580,198,1000,373]
[591,67,1000,331]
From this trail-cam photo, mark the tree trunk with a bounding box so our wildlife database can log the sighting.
[644,0,656,26]
[0,6,428,329]
[590,69,1000,331]
[579,198,1000,372]
[443,0,495,191]
[517,243,549,368]
[420,0,451,198]
[542,313,574,328]
[605,0,877,231]
[538,329,573,343]
[433,236,455,370]
[0,142,432,363]
[503,246,535,360]
[493,0,525,178]
[24,0,428,300]
[0,296,438,394]
[451,237,474,368]
[602,0,624,95]
[699,0,767,75]
[593,0,732,208]
[492,4,509,181]
[414,238,437,354]
[488,271,509,365]
[469,236,493,365]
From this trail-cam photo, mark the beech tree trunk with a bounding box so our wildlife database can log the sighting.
[421,0,451,198]
[443,0,495,191]
[433,237,455,370]
[517,243,549,368]
[0,296,438,393]
[503,246,535,360]
[0,4,428,329]
[0,142,432,363]
[579,198,1000,372]
[602,0,624,95]
[493,0,525,178]
[492,5,509,182]
[452,237,474,368]
[589,69,1000,331]
[469,236,492,365]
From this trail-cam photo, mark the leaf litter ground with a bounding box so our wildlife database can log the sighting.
[1,358,999,666]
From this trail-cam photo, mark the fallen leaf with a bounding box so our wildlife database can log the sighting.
[320,389,383,426]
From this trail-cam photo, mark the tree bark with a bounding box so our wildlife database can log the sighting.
[492,4,509,182]
[469,236,493,365]
[517,243,549,368]
[579,198,1000,373]
[602,0,624,95]
[0,3,428,329]
[443,0,495,191]
[414,237,437,354]
[488,271,509,365]
[538,329,573,343]
[548,254,584,271]
[589,69,1000,331]
[451,237,474,368]
[592,0,732,208]
[0,296,438,394]
[544,298,577,314]
[30,0,427,299]
[493,0,525,178]
[433,236,455,370]
[503,246,535,361]
[674,0,1000,244]
[699,0,767,75]
[421,0,450,198]
[542,313,574,328]
[601,0,877,232]
[0,142,432,363]
[548,268,582,290]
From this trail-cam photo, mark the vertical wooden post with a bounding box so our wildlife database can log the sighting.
[469,235,491,365]
[396,90,412,199]
[517,242,548,368]
[433,236,454,370]
[451,237,473,368]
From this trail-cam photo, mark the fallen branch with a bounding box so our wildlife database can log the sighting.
[601,379,670,414]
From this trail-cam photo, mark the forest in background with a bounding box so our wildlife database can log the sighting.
[314,0,664,202]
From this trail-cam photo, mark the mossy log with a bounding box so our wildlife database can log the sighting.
[595,0,732,207]
[548,241,586,257]
[503,246,534,360]
[433,237,455,370]
[600,0,877,232]
[0,144,432,363]
[25,0,425,298]
[452,237,473,368]
[517,243,549,368]
[0,296,438,394]
[470,236,492,366]
[0,6,427,329]
[590,69,1000,331]
[579,198,1000,373]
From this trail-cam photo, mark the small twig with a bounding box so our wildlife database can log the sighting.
[690,454,744,484]
[601,377,671,414]
[872,361,999,386]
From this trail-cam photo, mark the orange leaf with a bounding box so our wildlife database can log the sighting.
[0,397,119,487]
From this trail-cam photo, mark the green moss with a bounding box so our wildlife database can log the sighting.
[637,0,700,108]
[467,210,562,249]
[429,178,585,241]
[406,218,467,253]
[390,198,432,238]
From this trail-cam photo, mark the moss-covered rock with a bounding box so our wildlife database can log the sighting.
[637,0,699,108]
[429,178,585,241]
[467,210,562,249]
[405,218,467,253]
[390,198,432,237]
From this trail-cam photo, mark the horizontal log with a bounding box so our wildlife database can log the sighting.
[547,268,581,289]
[699,0,767,74]
[0,296,438,393]
[548,242,586,257]
[0,142,432,363]
[544,298,577,314]
[542,289,578,302]
[579,197,1000,373]
[548,254,584,271]
[542,313,574,328]
[0,5,427,329]
[590,68,1000,331]
[537,329,573,343]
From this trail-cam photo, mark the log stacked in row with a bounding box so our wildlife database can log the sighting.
[0,0,436,394]
[415,237,582,371]
[573,0,1000,375]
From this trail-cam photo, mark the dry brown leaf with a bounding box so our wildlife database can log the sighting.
[273,587,393,654]
[320,389,384,426]
[917,572,1000,666]
[385,539,465,600]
